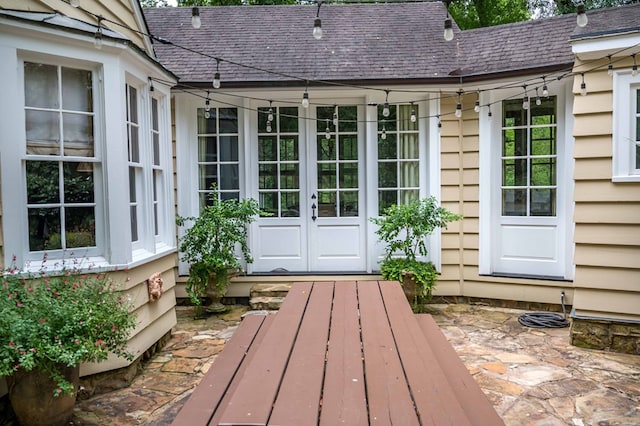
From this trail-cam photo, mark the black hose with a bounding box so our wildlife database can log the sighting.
[518,291,570,328]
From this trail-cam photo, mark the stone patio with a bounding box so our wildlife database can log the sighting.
[60,303,640,425]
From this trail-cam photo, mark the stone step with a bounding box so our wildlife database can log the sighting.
[249,283,292,310]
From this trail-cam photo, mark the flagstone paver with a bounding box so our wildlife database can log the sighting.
[64,303,640,426]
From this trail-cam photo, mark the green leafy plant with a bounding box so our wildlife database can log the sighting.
[176,187,262,307]
[0,259,137,396]
[370,197,462,302]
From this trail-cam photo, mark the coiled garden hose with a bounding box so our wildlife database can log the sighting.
[518,291,570,328]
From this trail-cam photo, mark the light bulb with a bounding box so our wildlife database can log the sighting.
[580,82,587,96]
[542,85,549,97]
[94,28,103,49]
[333,111,338,127]
[268,108,274,122]
[205,99,210,112]
[536,96,542,106]
[444,18,454,42]
[381,126,387,140]
[382,102,390,117]
[325,128,331,140]
[192,7,201,29]
[410,108,417,123]
[474,100,480,113]
[522,96,530,110]
[455,103,462,118]
[213,72,221,89]
[70,0,80,7]
[488,110,493,120]
[313,18,322,40]
[302,92,309,108]
[266,122,272,133]
[576,3,588,28]
[204,110,210,119]
[632,65,638,77]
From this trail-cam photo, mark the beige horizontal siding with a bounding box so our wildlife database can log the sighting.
[575,223,640,246]
[574,266,639,292]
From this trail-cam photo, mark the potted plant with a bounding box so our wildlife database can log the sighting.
[176,187,261,315]
[370,197,462,305]
[0,261,136,426]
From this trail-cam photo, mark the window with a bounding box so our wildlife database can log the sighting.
[501,97,557,217]
[197,106,240,206]
[151,97,162,237]
[24,62,98,254]
[377,104,419,214]
[613,72,640,181]
[126,84,141,243]
[316,105,359,217]
[257,106,299,217]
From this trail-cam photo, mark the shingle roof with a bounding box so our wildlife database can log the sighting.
[571,2,640,39]
[142,2,639,88]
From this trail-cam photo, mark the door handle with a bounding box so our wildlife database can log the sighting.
[311,193,317,221]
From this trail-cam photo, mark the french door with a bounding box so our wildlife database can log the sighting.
[250,104,366,273]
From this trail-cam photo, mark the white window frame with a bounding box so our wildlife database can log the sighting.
[612,71,640,182]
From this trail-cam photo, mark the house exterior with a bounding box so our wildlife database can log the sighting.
[0,0,178,395]
[0,0,638,394]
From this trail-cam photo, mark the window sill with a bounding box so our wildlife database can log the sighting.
[612,175,640,183]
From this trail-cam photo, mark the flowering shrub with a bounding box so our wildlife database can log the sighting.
[0,260,137,396]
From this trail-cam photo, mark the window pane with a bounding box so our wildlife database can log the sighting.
[62,67,92,112]
[259,137,277,161]
[63,113,94,156]
[129,167,137,202]
[502,159,527,186]
[400,189,418,205]
[128,86,138,124]
[259,164,277,189]
[378,136,397,159]
[316,106,332,131]
[129,124,139,163]
[339,136,358,160]
[340,191,358,216]
[280,137,298,161]
[258,107,270,132]
[531,97,556,125]
[338,106,357,132]
[198,109,217,133]
[531,127,555,156]
[63,163,94,203]
[281,193,299,217]
[531,189,556,216]
[399,104,417,131]
[399,134,418,159]
[318,191,336,217]
[27,161,59,204]
[199,136,217,162]
[339,163,358,188]
[65,207,96,248]
[26,110,59,151]
[218,108,238,133]
[24,62,59,109]
[153,133,160,166]
[152,98,159,131]
[28,207,61,251]
[200,164,217,190]
[399,161,419,187]
[378,190,396,215]
[502,129,527,156]
[280,163,299,189]
[279,107,298,132]
[503,99,525,127]
[502,189,527,216]
[318,138,336,161]
[260,192,278,216]
[318,163,337,189]
[531,158,556,186]
[219,164,239,190]
[219,136,238,162]
[378,162,397,188]
[130,205,138,241]
[378,105,397,131]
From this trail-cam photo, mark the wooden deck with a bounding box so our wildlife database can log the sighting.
[172,280,504,426]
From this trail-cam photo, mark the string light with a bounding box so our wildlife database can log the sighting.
[576,2,588,28]
[333,105,338,126]
[267,101,274,122]
[204,91,211,118]
[454,91,462,118]
[607,55,613,76]
[410,103,417,123]
[474,91,480,113]
[580,73,587,96]
[213,59,221,89]
[94,17,103,49]
[313,1,323,40]
[381,124,387,140]
[191,7,201,29]
[522,85,530,110]
[382,91,390,117]
[542,77,549,97]
[487,105,493,120]
[302,89,309,108]
[632,54,638,77]
[266,121,272,133]
[437,115,442,130]
[70,0,80,7]
[325,119,331,139]
[443,0,454,42]
[535,87,541,105]
[149,77,155,92]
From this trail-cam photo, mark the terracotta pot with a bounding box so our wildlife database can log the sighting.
[7,364,79,426]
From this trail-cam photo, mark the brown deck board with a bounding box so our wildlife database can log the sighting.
[319,281,368,426]
[268,282,334,426]
[171,314,268,426]
[379,281,472,425]
[217,282,313,426]
[416,314,504,426]
[358,281,420,425]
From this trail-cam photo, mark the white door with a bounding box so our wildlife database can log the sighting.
[251,104,366,273]
[491,94,567,277]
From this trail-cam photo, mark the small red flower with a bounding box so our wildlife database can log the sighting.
[8,342,15,347]
[16,301,22,307]
[39,318,46,324]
